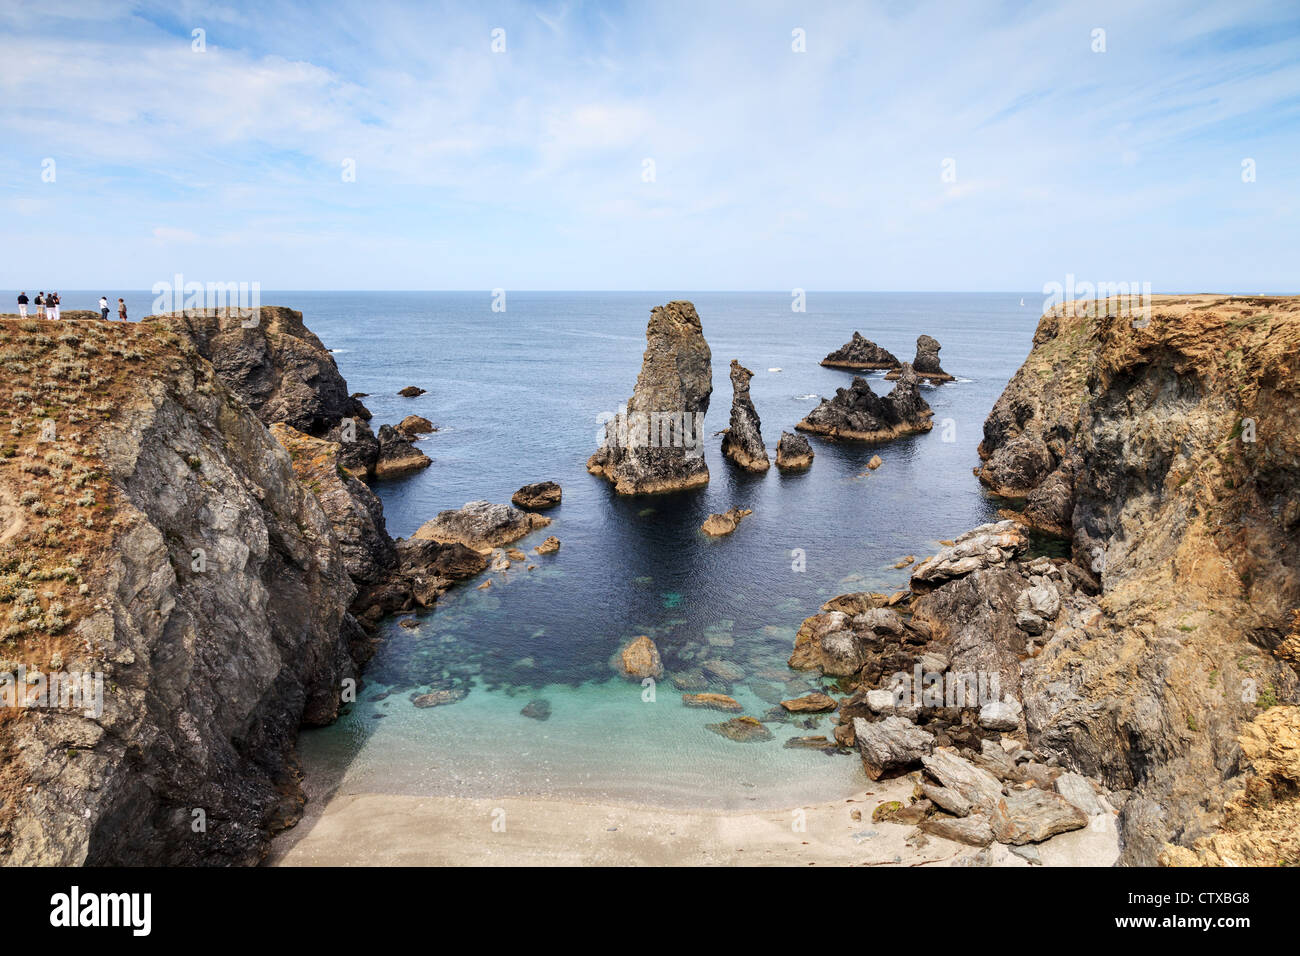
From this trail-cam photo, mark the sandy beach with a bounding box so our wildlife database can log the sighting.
[270,778,1119,867]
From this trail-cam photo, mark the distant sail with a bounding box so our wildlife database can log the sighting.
[1019,298,1025,306]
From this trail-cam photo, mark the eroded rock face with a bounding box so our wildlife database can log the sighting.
[511,481,562,510]
[412,500,551,552]
[775,431,814,471]
[821,331,901,370]
[796,365,933,441]
[720,360,769,472]
[588,301,712,494]
[886,334,953,382]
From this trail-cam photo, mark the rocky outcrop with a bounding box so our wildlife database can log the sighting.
[511,481,562,510]
[396,415,435,437]
[821,332,901,371]
[796,365,933,442]
[720,360,769,472]
[373,424,432,480]
[0,324,362,865]
[775,431,814,471]
[619,636,663,679]
[909,520,1028,590]
[588,301,713,494]
[412,500,551,552]
[701,507,752,537]
[885,334,953,382]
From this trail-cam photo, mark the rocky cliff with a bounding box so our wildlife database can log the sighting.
[0,318,362,864]
[588,301,713,494]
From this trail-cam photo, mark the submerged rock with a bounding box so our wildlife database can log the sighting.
[682,692,743,712]
[720,360,769,472]
[511,481,562,510]
[775,431,814,471]
[521,699,552,721]
[412,688,468,708]
[701,507,752,537]
[796,365,933,442]
[706,716,774,743]
[619,635,664,679]
[820,331,901,371]
[412,500,551,552]
[587,300,713,494]
[885,334,953,382]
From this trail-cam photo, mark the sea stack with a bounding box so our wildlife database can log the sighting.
[720,360,769,472]
[587,300,713,494]
[821,331,902,371]
[796,363,933,441]
[885,334,953,382]
[775,431,814,471]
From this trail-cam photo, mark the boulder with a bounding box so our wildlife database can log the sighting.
[511,481,562,510]
[587,300,713,494]
[373,423,432,480]
[396,415,435,436]
[979,698,1023,731]
[885,334,953,382]
[820,331,902,370]
[775,431,814,471]
[720,360,770,471]
[921,750,1006,812]
[398,385,426,397]
[701,507,752,536]
[412,500,551,552]
[852,716,935,779]
[922,783,974,817]
[1054,772,1106,816]
[919,814,994,846]
[619,636,663,680]
[706,716,774,743]
[795,366,933,441]
[989,788,1089,844]
[681,693,743,712]
[533,535,561,555]
[909,520,1027,589]
[780,692,838,713]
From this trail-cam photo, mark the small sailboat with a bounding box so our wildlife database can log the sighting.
[1019,297,1025,306]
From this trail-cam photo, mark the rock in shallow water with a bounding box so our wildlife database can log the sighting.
[681,692,743,712]
[511,481,562,510]
[701,507,752,537]
[520,699,552,721]
[775,431,814,471]
[706,716,774,743]
[412,500,551,552]
[796,365,933,442]
[619,635,663,680]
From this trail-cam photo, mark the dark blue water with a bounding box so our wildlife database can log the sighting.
[11,290,1042,807]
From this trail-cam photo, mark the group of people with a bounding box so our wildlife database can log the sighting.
[15,292,128,321]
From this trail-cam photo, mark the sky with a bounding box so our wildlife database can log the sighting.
[1,0,1298,292]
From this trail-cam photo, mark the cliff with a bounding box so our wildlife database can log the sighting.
[0,317,362,864]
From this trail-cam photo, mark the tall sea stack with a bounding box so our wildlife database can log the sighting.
[587,300,713,494]
[720,360,769,472]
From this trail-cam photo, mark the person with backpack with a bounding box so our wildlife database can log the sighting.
[99,295,110,320]
[16,292,28,319]
[118,298,128,321]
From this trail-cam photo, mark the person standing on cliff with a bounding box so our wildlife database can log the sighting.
[48,291,60,321]
[16,292,28,318]
[117,298,128,321]
[99,295,110,320]
[35,292,44,318]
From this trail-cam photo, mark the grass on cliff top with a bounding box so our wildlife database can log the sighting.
[0,316,183,723]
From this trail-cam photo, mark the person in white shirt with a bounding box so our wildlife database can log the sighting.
[48,292,60,321]
[99,296,110,320]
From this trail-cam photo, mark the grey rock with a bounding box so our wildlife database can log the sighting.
[775,431,814,471]
[1055,772,1106,816]
[989,787,1089,845]
[852,716,934,780]
[720,360,769,472]
[796,366,933,442]
[412,500,551,551]
[921,750,1006,812]
[919,814,993,846]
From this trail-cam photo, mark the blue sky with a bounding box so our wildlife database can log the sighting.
[1,0,1298,291]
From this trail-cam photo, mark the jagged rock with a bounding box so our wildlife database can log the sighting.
[788,611,863,676]
[990,788,1089,844]
[327,416,380,481]
[701,507,752,536]
[780,692,838,713]
[398,385,425,397]
[706,716,774,743]
[412,500,551,552]
[533,536,561,555]
[587,300,713,494]
[820,331,902,370]
[885,334,953,382]
[919,814,993,846]
[795,366,933,441]
[775,431,814,471]
[681,693,743,712]
[921,750,1006,812]
[909,520,1027,589]
[720,360,769,471]
[396,415,435,436]
[511,481,562,510]
[619,636,663,679]
[922,783,974,817]
[373,423,432,480]
[853,716,935,779]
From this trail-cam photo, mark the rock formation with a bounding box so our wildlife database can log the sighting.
[373,424,432,480]
[511,481,562,510]
[885,334,953,382]
[701,507,752,536]
[796,365,933,441]
[719,360,769,471]
[396,415,435,437]
[412,500,551,552]
[820,331,902,370]
[588,301,713,494]
[619,636,663,679]
[775,431,814,471]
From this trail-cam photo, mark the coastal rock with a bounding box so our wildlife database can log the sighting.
[701,507,752,537]
[780,692,838,713]
[720,360,770,472]
[979,698,1023,731]
[919,814,994,847]
[706,716,774,743]
[511,481,562,510]
[533,536,561,555]
[619,636,664,680]
[412,688,468,708]
[852,716,935,779]
[867,455,883,470]
[784,735,833,750]
[990,789,1089,845]
[681,693,743,712]
[922,783,974,817]
[412,500,551,552]
[587,300,713,494]
[701,659,746,683]
[398,385,426,397]
[908,520,1027,589]
[775,431,814,471]
[373,423,432,480]
[396,415,435,437]
[921,750,1006,812]
[885,334,953,382]
[1055,772,1106,816]
[820,331,902,371]
[795,365,933,442]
